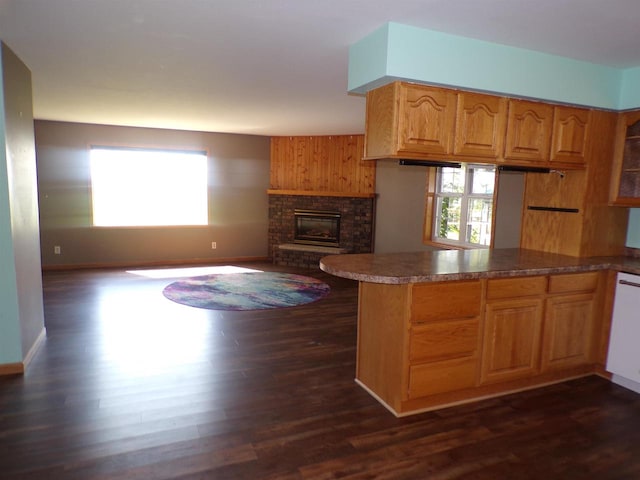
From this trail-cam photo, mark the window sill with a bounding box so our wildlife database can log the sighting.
[423,240,490,250]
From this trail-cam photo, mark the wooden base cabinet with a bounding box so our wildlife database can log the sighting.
[542,294,595,370]
[541,272,599,371]
[356,280,482,415]
[481,297,545,384]
[355,272,605,417]
[481,276,546,384]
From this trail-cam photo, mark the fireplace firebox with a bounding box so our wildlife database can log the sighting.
[294,209,341,247]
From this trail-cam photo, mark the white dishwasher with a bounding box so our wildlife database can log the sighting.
[607,271,640,392]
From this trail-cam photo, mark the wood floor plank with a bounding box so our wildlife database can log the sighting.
[1,263,639,479]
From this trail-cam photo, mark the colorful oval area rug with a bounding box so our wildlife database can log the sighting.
[162,272,331,311]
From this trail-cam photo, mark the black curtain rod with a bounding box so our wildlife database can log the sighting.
[498,165,551,174]
[527,206,579,213]
[398,159,461,168]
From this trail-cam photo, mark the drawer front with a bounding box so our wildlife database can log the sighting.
[410,319,479,363]
[408,358,477,398]
[411,280,481,323]
[548,272,598,294]
[486,276,547,300]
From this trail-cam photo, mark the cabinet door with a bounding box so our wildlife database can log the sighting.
[503,100,554,164]
[550,106,590,166]
[542,293,594,371]
[397,84,457,156]
[454,92,507,158]
[481,297,544,384]
[610,110,640,206]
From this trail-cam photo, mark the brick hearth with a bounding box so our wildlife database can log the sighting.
[268,194,375,268]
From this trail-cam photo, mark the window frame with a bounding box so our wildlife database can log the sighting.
[423,163,498,249]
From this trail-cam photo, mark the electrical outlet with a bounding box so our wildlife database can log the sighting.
[54,245,61,255]
[211,242,217,249]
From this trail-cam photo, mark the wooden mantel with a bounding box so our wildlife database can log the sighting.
[267,189,376,198]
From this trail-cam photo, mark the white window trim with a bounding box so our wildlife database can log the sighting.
[433,164,495,249]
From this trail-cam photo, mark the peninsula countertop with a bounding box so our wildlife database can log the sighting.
[319,248,640,284]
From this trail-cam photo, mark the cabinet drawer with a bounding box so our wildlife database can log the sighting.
[548,272,598,294]
[486,276,547,300]
[411,280,481,323]
[408,358,477,398]
[410,319,479,363]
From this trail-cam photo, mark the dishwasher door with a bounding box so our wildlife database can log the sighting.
[606,272,640,383]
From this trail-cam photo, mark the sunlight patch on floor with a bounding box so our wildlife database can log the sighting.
[126,265,263,279]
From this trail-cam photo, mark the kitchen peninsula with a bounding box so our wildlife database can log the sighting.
[320,248,640,416]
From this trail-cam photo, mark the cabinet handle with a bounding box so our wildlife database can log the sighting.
[619,279,640,288]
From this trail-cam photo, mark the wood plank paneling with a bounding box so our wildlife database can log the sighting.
[270,135,375,194]
[520,110,628,257]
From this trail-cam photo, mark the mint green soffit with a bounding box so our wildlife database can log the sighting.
[349,22,640,111]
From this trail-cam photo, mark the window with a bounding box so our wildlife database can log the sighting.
[90,147,208,227]
[433,164,496,248]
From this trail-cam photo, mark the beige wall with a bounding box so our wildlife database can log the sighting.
[374,161,441,253]
[493,171,525,249]
[374,162,523,253]
[35,121,271,267]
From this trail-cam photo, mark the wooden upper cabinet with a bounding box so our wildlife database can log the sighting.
[550,106,590,166]
[454,92,507,158]
[365,82,591,170]
[610,110,640,206]
[397,84,457,156]
[503,100,554,164]
[364,82,457,159]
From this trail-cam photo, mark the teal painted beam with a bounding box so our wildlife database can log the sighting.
[619,66,640,111]
[349,22,630,111]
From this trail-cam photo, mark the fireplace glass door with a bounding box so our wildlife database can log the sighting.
[294,210,341,247]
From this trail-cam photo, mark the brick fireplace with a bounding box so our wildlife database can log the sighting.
[268,194,375,268]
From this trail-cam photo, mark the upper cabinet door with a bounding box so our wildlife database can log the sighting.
[397,84,457,156]
[550,106,590,166]
[610,110,640,206]
[503,100,554,164]
[454,93,507,159]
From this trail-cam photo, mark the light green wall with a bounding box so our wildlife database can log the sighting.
[348,22,636,111]
[0,47,26,365]
[0,43,36,365]
[627,210,640,248]
[619,66,640,110]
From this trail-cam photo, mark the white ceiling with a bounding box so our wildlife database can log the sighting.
[1,0,640,136]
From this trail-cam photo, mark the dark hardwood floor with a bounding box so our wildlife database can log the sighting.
[1,262,640,479]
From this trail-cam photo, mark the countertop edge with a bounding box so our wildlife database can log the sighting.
[319,250,640,284]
